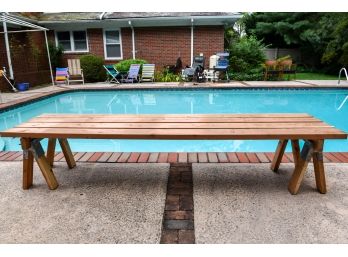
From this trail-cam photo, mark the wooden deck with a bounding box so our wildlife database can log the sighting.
[0,113,346,195]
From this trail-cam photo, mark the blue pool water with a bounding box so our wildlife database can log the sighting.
[0,89,347,152]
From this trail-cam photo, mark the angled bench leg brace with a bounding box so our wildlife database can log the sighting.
[271,139,288,172]
[312,140,326,193]
[291,139,300,168]
[21,138,34,189]
[58,138,76,169]
[288,140,326,195]
[46,138,56,167]
[46,138,76,169]
[21,138,58,190]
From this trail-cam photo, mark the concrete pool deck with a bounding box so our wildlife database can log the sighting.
[0,161,347,243]
[0,162,169,243]
[1,79,348,107]
[193,163,348,243]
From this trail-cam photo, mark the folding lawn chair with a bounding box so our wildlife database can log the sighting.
[67,59,84,85]
[141,64,155,82]
[121,64,141,83]
[103,65,120,84]
[55,67,69,85]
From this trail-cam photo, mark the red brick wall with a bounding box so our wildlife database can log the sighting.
[193,26,225,62]
[54,25,224,71]
[135,26,224,69]
[0,31,51,92]
[134,27,191,69]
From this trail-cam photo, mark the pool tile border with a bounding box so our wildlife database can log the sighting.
[1,151,348,163]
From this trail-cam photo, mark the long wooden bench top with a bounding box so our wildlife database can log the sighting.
[1,113,346,140]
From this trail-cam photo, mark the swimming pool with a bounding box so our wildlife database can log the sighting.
[0,88,347,152]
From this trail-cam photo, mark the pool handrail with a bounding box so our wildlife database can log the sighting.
[337,67,348,85]
[337,95,348,111]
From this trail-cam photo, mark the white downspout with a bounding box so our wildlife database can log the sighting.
[191,18,194,65]
[2,18,14,80]
[44,30,54,86]
[129,21,135,60]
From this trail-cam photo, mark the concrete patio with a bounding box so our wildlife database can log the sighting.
[193,163,348,243]
[0,161,347,243]
[0,162,169,243]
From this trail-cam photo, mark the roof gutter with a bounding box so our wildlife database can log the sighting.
[38,14,242,24]
[99,12,106,20]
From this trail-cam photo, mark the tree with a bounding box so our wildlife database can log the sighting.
[243,12,348,73]
[320,13,348,72]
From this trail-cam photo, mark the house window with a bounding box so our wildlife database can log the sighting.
[104,30,122,59]
[56,31,88,52]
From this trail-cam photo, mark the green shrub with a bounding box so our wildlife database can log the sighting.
[114,59,148,73]
[155,69,182,82]
[230,68,264,81]
[80,55,106,82]
[228,35,266,74]
[48,42,64,70]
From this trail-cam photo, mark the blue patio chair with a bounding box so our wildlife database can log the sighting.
[103,65,120,84]
[213,52,230,82]
[121,64,141,83]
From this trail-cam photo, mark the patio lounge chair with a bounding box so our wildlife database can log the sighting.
[121,64,141,83]
[141,64,155,82]
[182,56,206,82]
[67,59,84,85]
[55,67,69,85]
[213,52,230,82]
[103,65,120,84]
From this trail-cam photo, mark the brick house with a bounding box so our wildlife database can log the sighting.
[0,12,240,91]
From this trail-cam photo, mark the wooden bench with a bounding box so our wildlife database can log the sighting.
[0,113,346,195]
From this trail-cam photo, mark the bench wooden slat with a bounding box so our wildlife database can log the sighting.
[40,113,313,118]
[28,117,321,123]
[2,127,346,140]
[17,122,333,129]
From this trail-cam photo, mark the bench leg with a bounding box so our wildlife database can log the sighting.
[31,140,59,190]
[59,138,76,169]
[271,139,288,172]
[312,140,326,194]
[291,139,300,167]
[20,138,34,190]
[288,140,313,195]
[46,138,56,167]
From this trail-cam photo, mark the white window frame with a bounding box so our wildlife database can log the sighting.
[55,30,89,53]
[103,29,123,60]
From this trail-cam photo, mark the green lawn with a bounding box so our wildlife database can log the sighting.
[294,72,337,80]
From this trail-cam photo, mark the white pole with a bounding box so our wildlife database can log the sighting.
[129,21,135,60]
[131,27,135,60]
[2,19,14,80]
[44,30,55,86]
[191,19,194,65]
